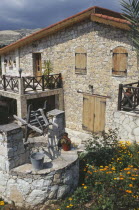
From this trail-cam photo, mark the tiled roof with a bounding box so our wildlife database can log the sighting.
[92,13,130,24]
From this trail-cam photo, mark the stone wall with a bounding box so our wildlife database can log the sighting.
[2,18,138,135]
[1,151,79,208]
[113,111,139,142]
[0,123,29,172]
[0,112,79,208]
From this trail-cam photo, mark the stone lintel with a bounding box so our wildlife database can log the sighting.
[48,109,65,117]
[0,123,20,134]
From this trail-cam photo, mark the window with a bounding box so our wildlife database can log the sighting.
[75,47,87,74]
[112,47,128,76]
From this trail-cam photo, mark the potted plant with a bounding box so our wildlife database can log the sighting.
[59,132,71,151]
[43,60,54,89]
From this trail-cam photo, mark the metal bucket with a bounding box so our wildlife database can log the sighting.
[30,152,44,170]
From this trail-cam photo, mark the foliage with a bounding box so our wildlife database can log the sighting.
[60,137,71,146]
[59,130,139,210]
[121,0,139,52]
[79,129,119,166]
[43,60,53,75]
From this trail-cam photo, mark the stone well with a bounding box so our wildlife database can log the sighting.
[3,150,79,207]
[0,110,79,208]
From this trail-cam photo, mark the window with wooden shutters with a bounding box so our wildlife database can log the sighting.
[112,47,128,76]
[75,47,87,74]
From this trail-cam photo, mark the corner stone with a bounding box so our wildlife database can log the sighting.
[133,127,139,136]
[57,185,70,199]
[26,190,48,205]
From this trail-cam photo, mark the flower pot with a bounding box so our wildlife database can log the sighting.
[62,144,71,151]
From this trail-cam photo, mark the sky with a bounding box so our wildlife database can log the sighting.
[0,0,123,30]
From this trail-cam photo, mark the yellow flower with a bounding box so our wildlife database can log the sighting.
[66,206,70,208]
[129,184,133,187]
[114,178,117,180]
[127,171,131,174]
[111,167,116,170]
[125,190,132,193]
[68,197,73,201]
[70,204,73,207]
[131,178,136,180]
[87,171,92,174]
[128,165,133,168]
[84,186,87,189]
[106,171,112,174]
[0,201,4,205]
[124,168,130,171]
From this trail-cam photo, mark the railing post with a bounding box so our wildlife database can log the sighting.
[118,84,123,111]
[18,77,24,95]
[33,77,35,90]
[11,77,14,91]
[59,73,62,88]
[3,75,6,91]
[42,75,44,91]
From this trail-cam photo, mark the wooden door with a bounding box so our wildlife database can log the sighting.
[34,53,42,77]
[82,94,106,133]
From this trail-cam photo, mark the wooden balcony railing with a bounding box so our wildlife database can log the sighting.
[0,73,62,94]
[118,81,139,112]
[0,75,19,92]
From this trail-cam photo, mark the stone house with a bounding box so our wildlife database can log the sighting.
[0,6,139,142]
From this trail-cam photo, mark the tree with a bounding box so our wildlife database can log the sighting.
[121,0,139,52]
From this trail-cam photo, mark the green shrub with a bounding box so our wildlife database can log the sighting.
[59,130,139,210]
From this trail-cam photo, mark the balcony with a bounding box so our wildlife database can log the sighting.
[118,81,139,113]
[0,73,62,95]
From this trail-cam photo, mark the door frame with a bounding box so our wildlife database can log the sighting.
[33,53,42,77]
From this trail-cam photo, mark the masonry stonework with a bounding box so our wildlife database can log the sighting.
[2,19,139,136]
[0,112,79,208]
[19,20,138,132]
[113,111,139,142]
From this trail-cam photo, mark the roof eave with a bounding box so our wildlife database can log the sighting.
[91,14,130,31]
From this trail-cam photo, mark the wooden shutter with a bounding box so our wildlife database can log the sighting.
[112,47,128,76]
[75,47,87,74]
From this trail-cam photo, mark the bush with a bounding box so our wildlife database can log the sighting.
[59,130,139,210]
